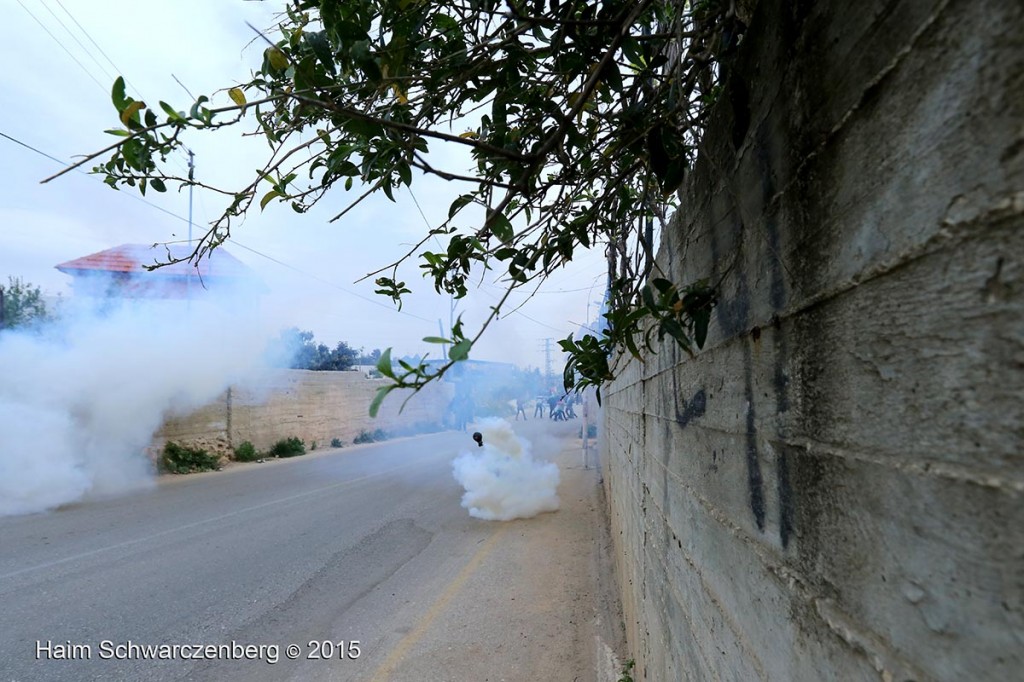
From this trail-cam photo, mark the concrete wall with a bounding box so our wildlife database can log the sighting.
[601,0,1023,680]
[155,370,453,456]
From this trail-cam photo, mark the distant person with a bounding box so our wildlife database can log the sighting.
[552,398,566,422]
[564,395,577,419]
[515,397,527,421]
[534,397,545,418]
[547,394,558,419]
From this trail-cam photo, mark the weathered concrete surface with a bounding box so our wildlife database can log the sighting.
[156,370,452,456]
[601,0,1023,680]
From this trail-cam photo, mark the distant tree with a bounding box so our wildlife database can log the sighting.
[356,347,383,365]
[273,327,358,370]
[314,341,359,370]
[0,277,50,330]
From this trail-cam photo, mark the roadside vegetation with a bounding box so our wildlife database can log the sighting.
[161,441,220,474]
[353,428,388,444]
[269,436,306,458]
[233,440,259,462]
[0,276,53,331]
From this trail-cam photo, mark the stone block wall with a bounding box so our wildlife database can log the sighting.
[156,370,453,455]
[600,0,1023,680]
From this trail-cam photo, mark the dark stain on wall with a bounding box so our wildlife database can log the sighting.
[676,388,707,428]
[755,123,797,549]
[744,352,768,532]
[709,205,769,532]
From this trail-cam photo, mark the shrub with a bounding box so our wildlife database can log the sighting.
[330,437,343,448]
[310,441,318,451]
[233,441,259,462]
[269,436,306,458]
[162,441,220,474]
[353,428,388,444]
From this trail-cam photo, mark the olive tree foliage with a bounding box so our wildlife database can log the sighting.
[48,0,745,412]
[0,277,52,330]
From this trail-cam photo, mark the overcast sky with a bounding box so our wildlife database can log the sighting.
[0,0,610,370]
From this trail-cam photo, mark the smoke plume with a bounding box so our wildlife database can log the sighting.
[0,293,278,516]
[451,418,560,521]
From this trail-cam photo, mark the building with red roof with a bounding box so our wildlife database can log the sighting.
[55,243,260,299]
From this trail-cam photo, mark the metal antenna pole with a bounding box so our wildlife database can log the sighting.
[187,149,195,247]
[186,149,195,305]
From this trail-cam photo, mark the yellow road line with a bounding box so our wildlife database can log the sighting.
[369,526,508,682]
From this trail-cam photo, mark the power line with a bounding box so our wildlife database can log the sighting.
[0,129,435,324]
[42,0,188,174]
[15,0,109,95]
[225,240,435,322]
[38,0,117,84]
[53,0,138,95]
[0,131,67,166]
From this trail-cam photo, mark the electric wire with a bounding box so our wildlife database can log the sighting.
[0,129,435,323]
[43,0,187,173]
[53,0,142,98]
[15,0,109,95]
[38,0,118,84]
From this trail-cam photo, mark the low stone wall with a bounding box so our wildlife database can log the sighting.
[155,370,453,456]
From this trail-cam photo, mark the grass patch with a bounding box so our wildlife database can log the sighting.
[161,441,220,474]
[269,436,306,458]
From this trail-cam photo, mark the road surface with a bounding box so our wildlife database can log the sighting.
[0,419,622,681]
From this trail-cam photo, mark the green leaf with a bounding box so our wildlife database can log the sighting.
[487,210,513,243]
[111,76,127,111]
[150,178,167,192]
[305,31,337,75]
[103,128,131,137]
[260,190,281,210]
[641,285,657,312]
[228,87,247,107]
[376,348,395,378]
[159,101,184,121]
[448,193,474,219]
[693,310,710,348]
[448,339,471,361]
[422,336,452,344]
[652,278,673,294]
[369,384,396,417]
[397,162,411,186]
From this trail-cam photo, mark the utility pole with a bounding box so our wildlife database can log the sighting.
[438,318,448,358]
[187,148,195,247]
[186,148,195,306]
[540,337,554,389]
[0,285,5,331]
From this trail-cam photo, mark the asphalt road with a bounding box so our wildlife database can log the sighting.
[0,420,614,682]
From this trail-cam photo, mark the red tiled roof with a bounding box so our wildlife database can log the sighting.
[55,243,252,279]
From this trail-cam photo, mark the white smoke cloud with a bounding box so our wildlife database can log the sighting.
[451,417,560,521]
[0,292,279,516]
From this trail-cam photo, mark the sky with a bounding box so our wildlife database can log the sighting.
[0,0,610,370]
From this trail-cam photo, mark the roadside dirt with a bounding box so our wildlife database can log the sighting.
[373,420,628,682]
